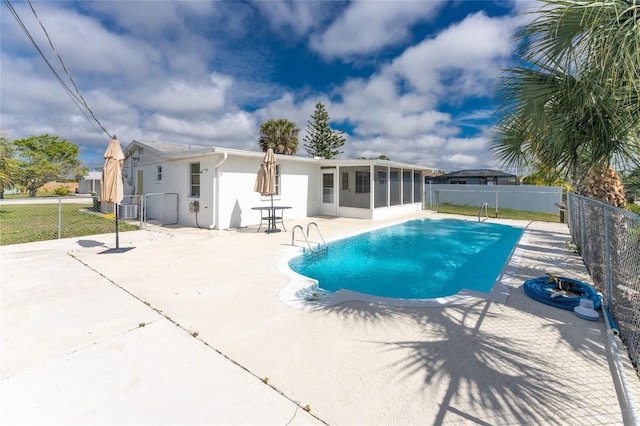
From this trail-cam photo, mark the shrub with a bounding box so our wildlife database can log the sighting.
[54,187,71,196]
[628,203,640,215]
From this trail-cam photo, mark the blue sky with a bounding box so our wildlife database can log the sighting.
[1,0,536,171]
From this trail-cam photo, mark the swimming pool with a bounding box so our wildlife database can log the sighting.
[286,218,524,301]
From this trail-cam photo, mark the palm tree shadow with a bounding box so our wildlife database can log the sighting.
[391,301,574,424]
[324,299,580,425]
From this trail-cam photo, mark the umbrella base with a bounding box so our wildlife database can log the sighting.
[265,228,282,234]
[99,247,135,254]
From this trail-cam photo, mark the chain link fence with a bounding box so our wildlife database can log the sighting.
[0,192,180,245]
[141,193,179,227]
[0,196,139,246]
[567,192,640,370]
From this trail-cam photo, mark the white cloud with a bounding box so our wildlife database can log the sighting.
[19,4,162,79]
[135,73,233,116]
[389,12,515,99]
[145,111,255,144]
[79,1,217,38]
[335,75,450,139]
[311,0,445,59]
[442,137,487,153]
[253,0,327,36]
[442,152,480,167]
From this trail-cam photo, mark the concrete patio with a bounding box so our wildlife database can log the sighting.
[2,211,639,425]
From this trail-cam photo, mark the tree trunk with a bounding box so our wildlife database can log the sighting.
[578,165,626,209]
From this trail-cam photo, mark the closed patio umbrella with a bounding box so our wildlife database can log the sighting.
[254,148,277,232]
[100,135,125,248]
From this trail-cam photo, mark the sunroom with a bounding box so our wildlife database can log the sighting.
[317,159,430,220]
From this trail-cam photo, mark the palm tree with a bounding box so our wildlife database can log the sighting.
[258,118,300,155]
[492,0,640,208]
[521,161,570,189]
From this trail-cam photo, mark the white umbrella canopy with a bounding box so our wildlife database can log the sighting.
[99,136,125,248]
[254,148,276,196]
[254,148,279,232]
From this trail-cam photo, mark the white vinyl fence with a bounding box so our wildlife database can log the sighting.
[426,184,563,214]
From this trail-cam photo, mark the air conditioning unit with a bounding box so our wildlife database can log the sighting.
[119,204,138,220]
[100,203,115,214]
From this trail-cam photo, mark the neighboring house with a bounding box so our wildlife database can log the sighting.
[424,171,444,184]
[78,170,102,194]
[434,169,519,185]
[122,140,434,230]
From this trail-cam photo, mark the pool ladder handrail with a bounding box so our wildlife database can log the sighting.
[478,202,489,222]
[306,222,328,251]
[291,222,328,253]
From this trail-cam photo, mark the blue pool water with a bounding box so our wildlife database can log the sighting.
[288,219,523,299]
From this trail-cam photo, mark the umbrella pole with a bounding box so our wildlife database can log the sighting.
[270,194,274,232]
[115,203,120,249]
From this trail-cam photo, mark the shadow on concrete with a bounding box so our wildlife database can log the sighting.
[76,239,106,248]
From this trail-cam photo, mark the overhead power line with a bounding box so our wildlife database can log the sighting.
[3,0,112,142]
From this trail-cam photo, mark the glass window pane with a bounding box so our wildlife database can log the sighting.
[323,173,334,203]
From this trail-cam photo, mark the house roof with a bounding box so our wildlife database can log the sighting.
[439,169,516,178]
[318,158,437,172]
[125,139,436,171]
[125,140,210,157]
[83,171,102,180]
[80,170,102,180]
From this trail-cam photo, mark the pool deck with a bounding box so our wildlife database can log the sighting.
[2,211,639,425]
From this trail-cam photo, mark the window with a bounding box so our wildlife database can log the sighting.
[156,165,163,182]
[323,173,334,203]
[378,171,386,184]
[275,165,281,196]
[190,162,200,197]
[341,172,349,190]
[355,171,370,194]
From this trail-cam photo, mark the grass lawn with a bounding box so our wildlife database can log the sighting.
[425,203,562,222]
[0,203,138,246]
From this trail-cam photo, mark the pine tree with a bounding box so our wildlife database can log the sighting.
[303,102,346,159]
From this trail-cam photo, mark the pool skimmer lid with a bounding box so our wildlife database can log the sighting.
[574,298,599,321]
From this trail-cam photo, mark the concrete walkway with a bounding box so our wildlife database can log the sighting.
[1,232,320,425]
[2,212,639,425]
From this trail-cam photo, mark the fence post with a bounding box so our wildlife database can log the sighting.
[140,195,145,229]
[495,191,499,217]
[579,197,587,265]
[435,189,440,212]
[603,209,613,307]
[58,198,62,239]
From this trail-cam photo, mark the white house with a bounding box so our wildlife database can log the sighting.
[122,140,434,230]
[78,170,102,194]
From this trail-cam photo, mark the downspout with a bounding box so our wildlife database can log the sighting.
[209,152,228,229]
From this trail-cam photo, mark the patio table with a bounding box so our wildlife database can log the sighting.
[251,206,291,233]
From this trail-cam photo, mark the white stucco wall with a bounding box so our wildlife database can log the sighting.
[124,148,215,228]
[216,155,320,230]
